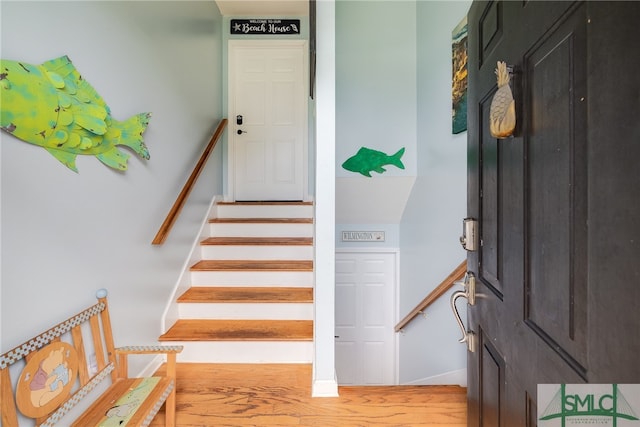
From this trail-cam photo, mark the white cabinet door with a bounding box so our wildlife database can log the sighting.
[229,40,307,201]
[335,251,397,385]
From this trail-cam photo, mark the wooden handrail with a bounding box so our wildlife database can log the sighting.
[394,260,467,332]
[152,118,228,245]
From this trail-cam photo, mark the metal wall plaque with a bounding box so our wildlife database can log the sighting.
[231,19,301,35]
[341,231,385,242]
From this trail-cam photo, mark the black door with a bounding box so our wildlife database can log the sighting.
[465,2,640,426]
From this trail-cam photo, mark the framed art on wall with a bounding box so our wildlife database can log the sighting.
[452,15,468,134]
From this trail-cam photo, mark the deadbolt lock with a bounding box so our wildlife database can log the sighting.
[460,218,479,251]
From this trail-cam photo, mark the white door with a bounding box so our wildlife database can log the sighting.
[335,251,397,385]
[228,40,308,201]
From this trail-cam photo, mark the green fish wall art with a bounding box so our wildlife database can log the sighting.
[342,147,405,177]
[0,55,151,172]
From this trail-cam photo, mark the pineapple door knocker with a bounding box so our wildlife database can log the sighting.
[489,61,516,139]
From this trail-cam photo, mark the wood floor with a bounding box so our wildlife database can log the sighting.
[177,287,313,303]
[150,364,467,426]
[190,260,314,271]
[201,237,314,246]
[159,319,313,341]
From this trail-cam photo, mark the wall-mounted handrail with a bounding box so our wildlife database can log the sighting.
[152,118,228,245]
[394,260,467,332]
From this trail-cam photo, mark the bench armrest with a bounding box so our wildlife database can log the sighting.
[116,345,183,355]
[114,345,183,378]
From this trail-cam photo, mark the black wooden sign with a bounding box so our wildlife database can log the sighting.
[231,19,301,35]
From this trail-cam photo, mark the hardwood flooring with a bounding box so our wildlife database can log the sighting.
[178,287,313,303]
[216,201,314,206]
[159,320,313,342]
[209,218,313,224]
[150,364,467,426]
[201,237,313,246]
[190,260,314,271]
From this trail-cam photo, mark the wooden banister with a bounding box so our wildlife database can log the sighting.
[394,260,467,332]
[152,118,228,245]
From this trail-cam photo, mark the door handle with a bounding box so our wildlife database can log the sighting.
[450,271,477,352]
[237,129,247,135]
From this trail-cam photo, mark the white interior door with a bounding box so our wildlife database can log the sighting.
[228,40,307,201]
[335,251,397,385]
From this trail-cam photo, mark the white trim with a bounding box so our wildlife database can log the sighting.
[402,368,467,387]
[227,39,309,201]
[160,195,221,333]
[312,378,339,397]
[395,250,401,386]
[171,341,312,363]
[313,0,336,397]
[335,247,400,253]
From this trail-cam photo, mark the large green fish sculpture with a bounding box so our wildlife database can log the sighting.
[0,55,150,172]
[342,146,405,177]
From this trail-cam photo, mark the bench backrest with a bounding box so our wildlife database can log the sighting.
[1,289,117,426]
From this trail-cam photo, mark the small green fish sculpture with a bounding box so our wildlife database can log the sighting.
[0,55,150,172]
[342,147,405,177]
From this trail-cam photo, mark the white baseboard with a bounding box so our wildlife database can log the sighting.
[161,194,222,333]
[137,354,165,378]
[312,378,339,397]
[402,368,467,387]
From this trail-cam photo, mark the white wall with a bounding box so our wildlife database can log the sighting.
[335,0,417,178]
[398,0,471,385]
[0,1,224,375]
[334,0,471,385]
[335,0,417,225]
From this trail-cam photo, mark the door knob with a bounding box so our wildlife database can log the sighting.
[450,271,477,352]
[237,129,247,135]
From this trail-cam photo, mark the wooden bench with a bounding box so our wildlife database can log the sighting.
[0,289,183,426]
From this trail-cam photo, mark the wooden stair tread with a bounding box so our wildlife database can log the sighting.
[209,217,313,224]
[217,201,313,206]
[159,319,313,341]
[191,260,313,271]
[178,287,313,303]
[201,237,313,246]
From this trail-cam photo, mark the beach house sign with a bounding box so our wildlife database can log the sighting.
[231,19,300,35]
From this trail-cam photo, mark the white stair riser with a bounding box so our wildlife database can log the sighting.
[178,302,313,320]
[209,223,313,238]
[191,271,314,287]
[200,245,313,260]
[163,341,313,363]
[216,204,314,219]
[168,202,316,365]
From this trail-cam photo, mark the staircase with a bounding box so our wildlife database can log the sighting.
[159,201,315,363]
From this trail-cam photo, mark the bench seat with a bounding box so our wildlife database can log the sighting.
[72,376,173,426]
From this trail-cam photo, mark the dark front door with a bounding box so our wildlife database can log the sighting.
[465,1,640,426]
